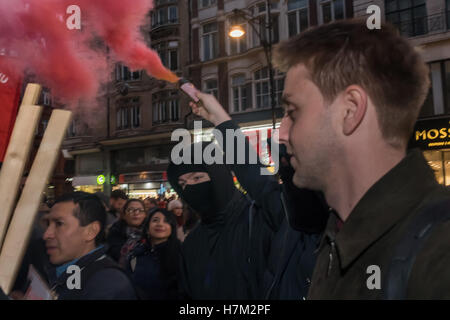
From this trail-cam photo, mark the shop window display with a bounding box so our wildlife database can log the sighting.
[423,150,450,186]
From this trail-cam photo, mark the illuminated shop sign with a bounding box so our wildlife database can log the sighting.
[409,117,450,150]
[193,123,280,166]
[118,171,167,184]
[96,175,105,185]
[96,174,116,185]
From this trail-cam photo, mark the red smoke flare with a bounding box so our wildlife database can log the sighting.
[0,0,179,101]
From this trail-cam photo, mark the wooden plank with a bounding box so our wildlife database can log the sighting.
[0,109,72,294]
[21,84,42,106]
[0,84,42,248]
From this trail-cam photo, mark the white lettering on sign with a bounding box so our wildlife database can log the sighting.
[0,73,9,84]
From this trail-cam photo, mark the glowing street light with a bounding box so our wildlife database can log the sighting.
[228,5,277,129]
[229,25,245,38]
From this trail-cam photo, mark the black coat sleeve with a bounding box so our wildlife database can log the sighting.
[83,269,137,300]
[215,120,284,232]
[177,247,192,300]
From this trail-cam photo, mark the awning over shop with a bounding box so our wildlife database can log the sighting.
[72,175,99,186]
[118,171,167,184]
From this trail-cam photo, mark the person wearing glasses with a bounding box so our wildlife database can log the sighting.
[106,199,147,266]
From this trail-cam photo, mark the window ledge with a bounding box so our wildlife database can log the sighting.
[115,79,142,84]
[150,22,180,32]
[152,121,183,126]
[230,106,281,115]
[198,4,217,11]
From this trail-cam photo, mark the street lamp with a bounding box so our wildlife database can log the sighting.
[229,3,277,129]
[229,25,245,38]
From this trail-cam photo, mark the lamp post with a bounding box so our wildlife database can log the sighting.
[229,1,277,129]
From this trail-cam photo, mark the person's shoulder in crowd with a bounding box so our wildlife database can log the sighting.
[83,267,137,300]
[408,212,450,299]
[108,219,127,235]
[181,221,203,244]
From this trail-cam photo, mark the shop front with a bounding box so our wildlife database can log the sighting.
[72,174,117,193]
[71,152,109,193]
[193,122,280,173]
[72,175,104,193]
[113,144,174,199]
[116,171,174,199]
[410,116,450,186]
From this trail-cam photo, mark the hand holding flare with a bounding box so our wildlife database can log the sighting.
[189,91,231,127]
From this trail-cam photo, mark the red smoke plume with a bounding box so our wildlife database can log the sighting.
[0,0,179,101]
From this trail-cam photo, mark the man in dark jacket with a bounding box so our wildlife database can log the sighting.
[273,19,450,299]
[188,91,329,299]
[168,142,282,299]
[42,192,137,299]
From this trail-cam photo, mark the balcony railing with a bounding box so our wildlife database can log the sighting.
[390,11,450,38]
[151,18,179,30]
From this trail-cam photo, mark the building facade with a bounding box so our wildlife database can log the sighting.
[61,0,355,197]
[187,0,354,165]
[354,0,450,185]
[63,0,192,198]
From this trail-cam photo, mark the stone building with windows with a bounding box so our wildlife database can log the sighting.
[63,0,192,198]
[62,0,356,196]
[187,0,354,164]
[354,0,450,186]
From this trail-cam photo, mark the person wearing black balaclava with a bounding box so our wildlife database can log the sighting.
[186,91,330,300]
[168,142,277,300]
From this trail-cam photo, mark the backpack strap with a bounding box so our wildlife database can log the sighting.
[383,198,450,299]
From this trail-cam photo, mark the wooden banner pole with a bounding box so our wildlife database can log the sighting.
[0,109,72,294]
[0,84,42,248]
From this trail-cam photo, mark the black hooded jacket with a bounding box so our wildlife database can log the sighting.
[214,120,329,300]
[168,142,276,299]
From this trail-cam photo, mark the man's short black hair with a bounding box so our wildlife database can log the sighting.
[110,189,128,200]
[54,192,106,245]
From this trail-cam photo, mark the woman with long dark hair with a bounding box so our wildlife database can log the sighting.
[126,208,181,299]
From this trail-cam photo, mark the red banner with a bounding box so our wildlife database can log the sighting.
[0,56,22,163]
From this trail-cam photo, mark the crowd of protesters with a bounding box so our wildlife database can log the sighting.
[5,19,450,300]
